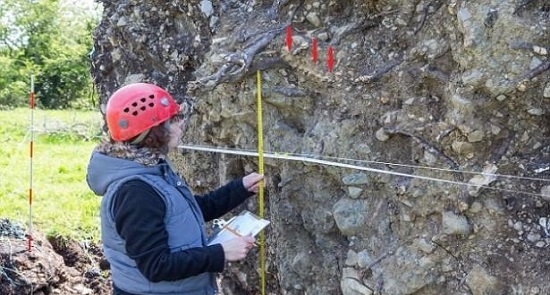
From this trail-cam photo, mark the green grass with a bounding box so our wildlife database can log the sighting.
[0,108,104,242]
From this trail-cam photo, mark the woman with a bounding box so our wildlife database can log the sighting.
[86,83,262,295]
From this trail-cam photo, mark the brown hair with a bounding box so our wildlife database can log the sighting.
[133,123,170,153]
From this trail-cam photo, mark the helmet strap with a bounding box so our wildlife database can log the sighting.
[130,129,150,145]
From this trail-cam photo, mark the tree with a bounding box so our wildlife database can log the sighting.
[0,0,99,109]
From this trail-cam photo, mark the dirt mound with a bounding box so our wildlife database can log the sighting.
[0,219,110,295]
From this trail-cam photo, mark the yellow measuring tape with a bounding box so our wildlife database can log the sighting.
[256,70,266,295]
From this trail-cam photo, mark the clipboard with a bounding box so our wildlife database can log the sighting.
[207,210,270,246]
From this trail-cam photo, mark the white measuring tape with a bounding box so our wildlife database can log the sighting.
[178,144,549,198]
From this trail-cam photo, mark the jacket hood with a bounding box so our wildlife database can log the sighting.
[86,151,163,196]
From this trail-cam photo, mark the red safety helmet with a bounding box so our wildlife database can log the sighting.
[105,83,180,141]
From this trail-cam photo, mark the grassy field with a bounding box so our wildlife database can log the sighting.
[0,108,104,242]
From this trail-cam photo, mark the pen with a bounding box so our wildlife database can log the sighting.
[222,226,259,247]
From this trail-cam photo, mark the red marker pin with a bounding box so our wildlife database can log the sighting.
[286,26,292,51]
[327,46,335,72]
[312,38,318,63]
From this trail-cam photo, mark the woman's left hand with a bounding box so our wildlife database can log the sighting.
[243,173,264,193]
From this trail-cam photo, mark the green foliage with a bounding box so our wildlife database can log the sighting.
[0,55,32,108]
[0,108,103,242]
[37,54,92,109]
[0,0,100,109]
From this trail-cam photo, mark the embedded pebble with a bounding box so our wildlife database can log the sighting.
[375,128,390,141]
[543,84,550,98]
[541,185,550,202]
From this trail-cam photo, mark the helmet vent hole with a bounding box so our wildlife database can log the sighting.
[140,97,146,103]
[149,103,155,107]
[132,111,138,116]
[123,107,130,113]
[149,95,155,99]
[131,102,138,107]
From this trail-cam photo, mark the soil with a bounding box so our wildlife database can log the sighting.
[0,219,110,295]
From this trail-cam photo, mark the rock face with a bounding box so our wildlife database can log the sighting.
[90,0,550,294]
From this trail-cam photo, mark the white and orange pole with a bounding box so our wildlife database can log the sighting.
[27,75,35,252]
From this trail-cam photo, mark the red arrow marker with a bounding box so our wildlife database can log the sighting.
[286,26,292,51]
[312,38,318,63]
[327,46,334,72]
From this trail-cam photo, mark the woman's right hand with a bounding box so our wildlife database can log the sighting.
[220,236,256,261]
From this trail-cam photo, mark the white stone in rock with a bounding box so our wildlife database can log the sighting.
[458,201,469,212]
[534,45,548,55]
[462,69,483,86]
[73,284,93,295]
[520,131,530,142]
[469,201,482,213]
[541,185,550,202]
[345,250,358,266]
[513,221,523,232]
[342,267,360,279]
[414,238,436,254]
[306,12,321,27]
[357,250,373,268]
[529,57,543,70]
[404,97,415,105]
[375,127,390,141]
[423,151,437,164]
[527,232,541,242]
[457,8,477,47]
[466,265,503,295]
[467,130,484,142]
[490,124,501,135]
[441,257,454,272]
[442,211,471,236]
[333,199,368,235]
[124,74,145,85]
[342,173,369,185]
[341,278,374,295]
[348,187,363,198]
[209,16,219,28]
[422,39,440,59]
[468,164,498,196]
[318,32,329,41]
[111,49,122,62]
[117,16,127,27]
[527,108,544,116]
[543,83,550,98]
[419,256,435,268]
[539,217,549,235]
[200,0,214,17]
[381,110,399,125]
